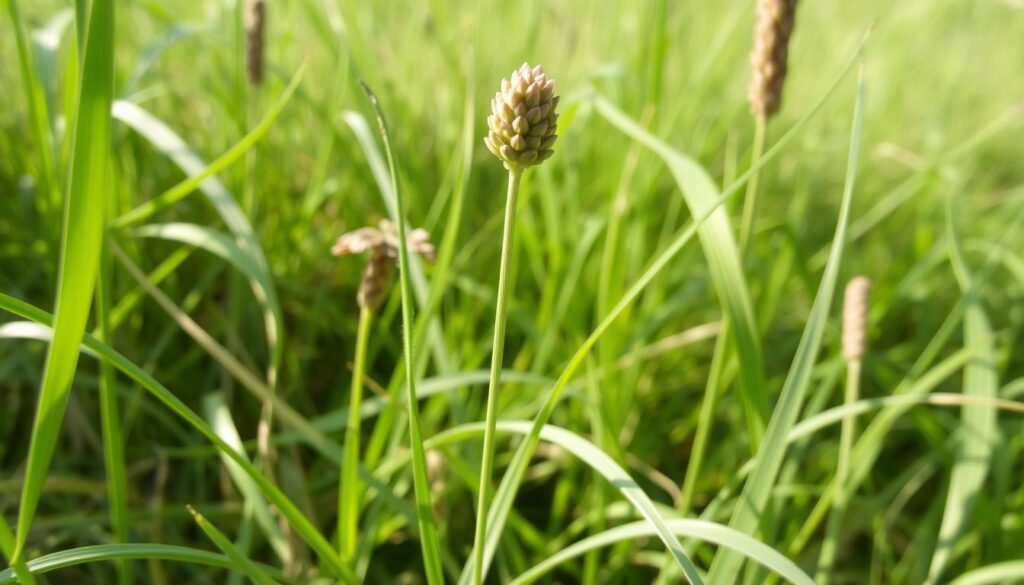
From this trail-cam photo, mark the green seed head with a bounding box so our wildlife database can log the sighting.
[485,63,559,170]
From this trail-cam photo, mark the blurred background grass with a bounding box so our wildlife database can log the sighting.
[2,0,1024,583]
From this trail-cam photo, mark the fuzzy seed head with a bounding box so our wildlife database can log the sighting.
[842,276,871,361]
[749,0,799,118]
[332,220,436,311]
[485,63,559,170]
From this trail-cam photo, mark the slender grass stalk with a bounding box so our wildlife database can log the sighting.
[187,506,278,585]
[473,167,523,585]
[339,306,373,561]
[96,239,131,585]
[359,81,445,585]
[739,115,767,251]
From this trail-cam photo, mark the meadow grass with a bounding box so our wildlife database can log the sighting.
[2,0,1024,583]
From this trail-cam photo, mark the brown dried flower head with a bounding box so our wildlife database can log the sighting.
[332,220,435,311]
[842,276,871,361]
[749,0,799,118]
[244,0,265,86]
[485,63,559,170]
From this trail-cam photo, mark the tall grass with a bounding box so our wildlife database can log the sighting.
[2,1,1023,584]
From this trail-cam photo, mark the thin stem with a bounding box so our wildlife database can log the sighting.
[97,238,131,585]
[816,358,862,582]
[679,321,731,516]
[739,114,767,251]
[339,306,373,562]
[472,167,523,585]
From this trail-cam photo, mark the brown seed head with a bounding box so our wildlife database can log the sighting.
[749,0,799,118]
[332,220,436,311]
[842,276,871,361]
[485,63,559,170]
[244,0,265,86]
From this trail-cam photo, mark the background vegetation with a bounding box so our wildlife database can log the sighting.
[2,0,1023,583]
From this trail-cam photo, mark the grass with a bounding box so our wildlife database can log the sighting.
[2,0,1024,583]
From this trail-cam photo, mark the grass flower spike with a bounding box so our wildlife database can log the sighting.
[749,0,799,119]
[485,63,559,169]
[331,219,434,563]
[473,62,558,585]
[332,219,436,312]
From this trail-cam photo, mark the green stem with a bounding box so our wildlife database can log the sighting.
[472,167,523,585]
[679,321,731,516]
[97,238,131,585]
[739,114,767,252]
[816,358,862,582]
[339,306,373,562]
[0,516,37,585]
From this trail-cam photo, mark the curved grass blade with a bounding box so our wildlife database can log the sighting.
[13,0,115,561]
[592,95,767,446]
[948,562,1024,585]
[111,64,306,229]
[202,392,291,565]
[0,517,37,585]
[0,293,357,584]
[705,65,866,583]
[460,33,869,585]
[0,543,293,585]
[358,81,445,585]
[926,194,999,583]
[187,506,280,585]
[511,520,813,585]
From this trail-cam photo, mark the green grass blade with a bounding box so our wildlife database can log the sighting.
[110,64,306,228]
[506,422,703,584]
[0,292,357,584]
[7,0,59,209]
[0,543,292,585]
[926,194,999,583]
[592,95,768,446]
[358,82,445,585]
[187,505,280,585]
[948,562,1024,585]
[341,109,450,372]
[511,519,813,585]
[95,239,130,585]
[706,65,866,582]
[0,516,37,585]
[202,392,292,565]
[13,0,115,560]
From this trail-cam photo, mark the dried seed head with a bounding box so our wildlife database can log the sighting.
[749,0,799,118]
[332,220,436,311]
[244,0,265,86]
[485,63,559,170]
[842,276,871,361]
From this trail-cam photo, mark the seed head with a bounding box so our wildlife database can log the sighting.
[332,220,436,311]
[244,0,265,86]
[749,0,799,118]
[485,63,559,170]
[842,276,870,361]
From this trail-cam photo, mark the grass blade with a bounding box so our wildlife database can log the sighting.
[926,193,999,583]
[511,520,813,585]
[13,0,115,560]
[202,392,292,565]
[706,65,866,581]
[187,505,280,585]
[111,64,306,228]
[0,543,293,585]
[592,94,768,447]
[358,82,445,584]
